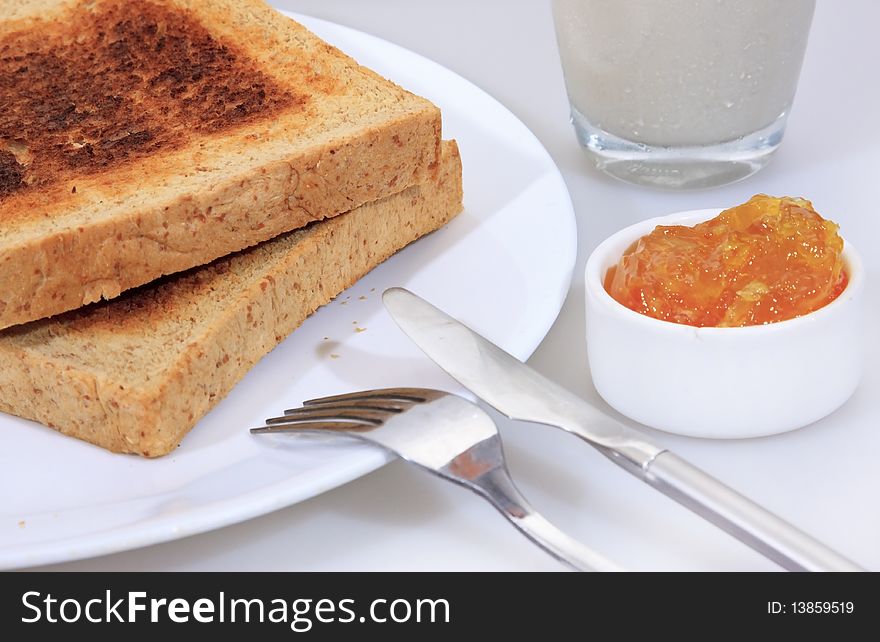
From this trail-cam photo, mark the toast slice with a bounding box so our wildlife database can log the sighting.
[0,0,441,329]
[0,141,462,457]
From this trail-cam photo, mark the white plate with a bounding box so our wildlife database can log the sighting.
[0,13,577,569]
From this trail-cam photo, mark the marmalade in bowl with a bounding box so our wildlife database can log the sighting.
[604,195,848,327]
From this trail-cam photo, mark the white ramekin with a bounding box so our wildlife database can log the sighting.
[585,209,865,439]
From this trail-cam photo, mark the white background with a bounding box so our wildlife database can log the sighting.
[37,0,879,571]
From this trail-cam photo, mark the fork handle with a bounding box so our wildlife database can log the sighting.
[644,451,864,572]
[471,467,622,572]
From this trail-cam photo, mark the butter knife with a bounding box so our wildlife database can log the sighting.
[383,287,864,572]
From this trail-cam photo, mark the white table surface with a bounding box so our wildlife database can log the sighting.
[37,0,879,572]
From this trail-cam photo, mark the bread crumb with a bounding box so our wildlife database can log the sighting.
[359,295,367,300]
[323,336,330,341]
[370,288,376,292]
[340,301,347,306]
[329,353,340,359]
[354,327,366,333]
[17,520,25,528]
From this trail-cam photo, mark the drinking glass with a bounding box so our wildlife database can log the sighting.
[552,0,816,189]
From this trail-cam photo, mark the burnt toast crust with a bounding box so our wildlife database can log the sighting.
[0,0,303,204]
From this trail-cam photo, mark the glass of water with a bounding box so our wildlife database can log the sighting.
[552,0,815,189]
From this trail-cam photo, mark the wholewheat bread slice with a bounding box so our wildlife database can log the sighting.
[0,141,462,457]
[0,0,441,329]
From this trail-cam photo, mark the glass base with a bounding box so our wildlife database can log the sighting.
[571,108,786,190]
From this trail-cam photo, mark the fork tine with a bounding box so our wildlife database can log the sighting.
[251,421,377,434]
[303,387,441,406]
[267,407,389,425]
[283,400,408,415]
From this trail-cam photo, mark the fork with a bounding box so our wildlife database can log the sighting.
[251,388,622,572]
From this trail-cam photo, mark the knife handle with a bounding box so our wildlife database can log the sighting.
[643,451,864,572]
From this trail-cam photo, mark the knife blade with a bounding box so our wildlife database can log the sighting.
[382,288,662,471]
[383,286,864,572]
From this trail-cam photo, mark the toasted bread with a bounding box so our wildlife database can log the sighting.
[0,141,462,456]
[0,0,441,329]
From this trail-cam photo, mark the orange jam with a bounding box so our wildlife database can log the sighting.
[604,195,848,327]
